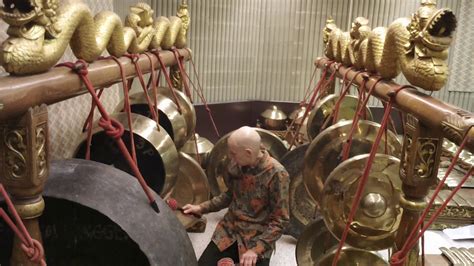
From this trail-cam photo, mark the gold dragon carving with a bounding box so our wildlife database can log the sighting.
[323,0,457,91]
[0,0,189,75]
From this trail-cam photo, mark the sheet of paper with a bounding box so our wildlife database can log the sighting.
[443,225,474,240]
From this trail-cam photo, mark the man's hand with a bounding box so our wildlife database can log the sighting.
[240,250,258,266]
[182,204,203,216]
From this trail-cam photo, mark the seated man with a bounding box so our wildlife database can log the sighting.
[183,126,290,266]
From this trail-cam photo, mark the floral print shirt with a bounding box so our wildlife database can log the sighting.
[200,149,290,259]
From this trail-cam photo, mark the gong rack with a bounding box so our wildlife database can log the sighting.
[309,57,474,263]
[0,48,197,263]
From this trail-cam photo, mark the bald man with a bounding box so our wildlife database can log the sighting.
[183,126,290,266]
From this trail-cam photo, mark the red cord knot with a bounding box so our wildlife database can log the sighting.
[125,53,140,63]
[98,118,124,139]
[56,60,88,75]
[20,239,46,266]
[389,251,405,266]
[387,85,415,102]
[71,59,89,75]
[361,73,370,81]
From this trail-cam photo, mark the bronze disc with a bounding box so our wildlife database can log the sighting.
[303,120,401,205]
[156,87,196,141]
[306,94,373,140]
[206,128,287,196]
[322,154,402,250]
[317,246,388,266]
[171,152,210,229]
[74,112,179,197]
[280,144,318,238]
[295,218,338,265]
[180,133,214,169]
[115,91,188,148]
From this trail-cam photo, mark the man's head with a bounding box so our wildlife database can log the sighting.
[227,126,261,167]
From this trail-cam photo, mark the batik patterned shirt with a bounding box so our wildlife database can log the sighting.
[200,149,290,259]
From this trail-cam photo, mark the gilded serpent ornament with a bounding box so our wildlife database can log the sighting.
[0,0,189,75]
[323,0,457,91]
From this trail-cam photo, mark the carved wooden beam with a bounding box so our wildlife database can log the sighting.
[0,49,191,121]
[315,58,474,153]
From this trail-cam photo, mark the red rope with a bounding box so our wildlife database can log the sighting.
[283,62,333,141]
[56,60,159,213]
[287,63,339,150]
[301,62,320,105]
[171,48,193,102]
[144,52,160,130]
[0,185,46,265]
[82,88,104,132]
[340,77,380,161]
[181,48,221,138]
[332,85,411,266]
[125,54,159,123]
[390,128,473,266]
[332,68,362,123]
[151,50,183,114]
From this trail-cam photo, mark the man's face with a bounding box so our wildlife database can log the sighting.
[227,140,251,167]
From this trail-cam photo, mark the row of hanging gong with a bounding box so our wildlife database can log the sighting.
[281,73,403,265]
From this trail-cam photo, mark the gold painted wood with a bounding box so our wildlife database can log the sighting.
[0,2,189,75]
[0,49,191,121]
[315,58,474,154]
[0,105,48,265]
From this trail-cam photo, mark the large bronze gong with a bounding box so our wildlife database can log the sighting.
[306,94,373,140]
[322,154,402,250]
[5,159,197,265]
[280,144,318,238]
[206,128,287,196]
[317,246,388,266]
[303,120,401,204]
[74,112,179,197]
[295,218,338,265]
[116,91,189,148]
[170,152,210,229]
[156,87,196,140]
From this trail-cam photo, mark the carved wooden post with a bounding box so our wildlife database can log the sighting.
[171,0,190,93]
[0,105,48,265]
[394,113,443,265]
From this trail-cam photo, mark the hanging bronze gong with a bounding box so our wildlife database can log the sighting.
[206,128,288,196]
[180,133,214,169]
[317,246,388,266]
[170,152,210,229]
[115,91,189,148]
[322,154,402,250]
[156,87,196,140]
[280,144,318,238]
[74,112,179,197]
[306,94,373,140]
[295,218,338,265]
[303,120,401,205]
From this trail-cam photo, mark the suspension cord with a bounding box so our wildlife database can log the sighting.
[0,184,46,265]
[332,85,411,266]
[171,48,193,102]
[179,48,222,138]
[57,60,159,213]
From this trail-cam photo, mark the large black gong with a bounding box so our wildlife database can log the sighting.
[0,159,197,266]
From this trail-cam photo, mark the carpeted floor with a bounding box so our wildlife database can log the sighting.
[188,209,298,265]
